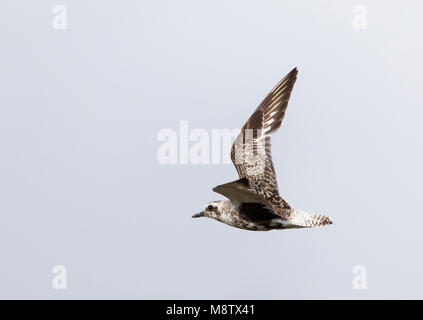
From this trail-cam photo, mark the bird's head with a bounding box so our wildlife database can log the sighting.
[192,201,225,220]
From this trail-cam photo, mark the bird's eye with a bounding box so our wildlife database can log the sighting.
[207,205,213,211]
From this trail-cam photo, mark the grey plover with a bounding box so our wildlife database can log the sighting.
[193,68,332,231]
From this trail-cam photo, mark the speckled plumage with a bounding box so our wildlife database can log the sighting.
[194,68,333,231]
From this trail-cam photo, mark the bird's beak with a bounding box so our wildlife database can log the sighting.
[192,211,205,218]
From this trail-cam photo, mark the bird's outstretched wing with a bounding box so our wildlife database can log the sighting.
[229,68,298,210]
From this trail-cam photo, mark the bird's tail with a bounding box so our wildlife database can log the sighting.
[287,209,333,228]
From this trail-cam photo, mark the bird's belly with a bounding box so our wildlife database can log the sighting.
[219,214,284,231]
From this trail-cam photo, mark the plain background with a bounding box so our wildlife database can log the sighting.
[0,0,422,299]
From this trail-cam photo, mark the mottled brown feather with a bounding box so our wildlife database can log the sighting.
[230,68,298,214]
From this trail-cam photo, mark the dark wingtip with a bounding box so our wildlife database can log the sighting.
[286,67,298,82]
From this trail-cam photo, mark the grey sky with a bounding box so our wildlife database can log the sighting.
[0,0,422,299]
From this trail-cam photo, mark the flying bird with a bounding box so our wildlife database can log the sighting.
[193,68,332,231]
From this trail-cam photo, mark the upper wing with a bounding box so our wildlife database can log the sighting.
[230,68,298,209]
